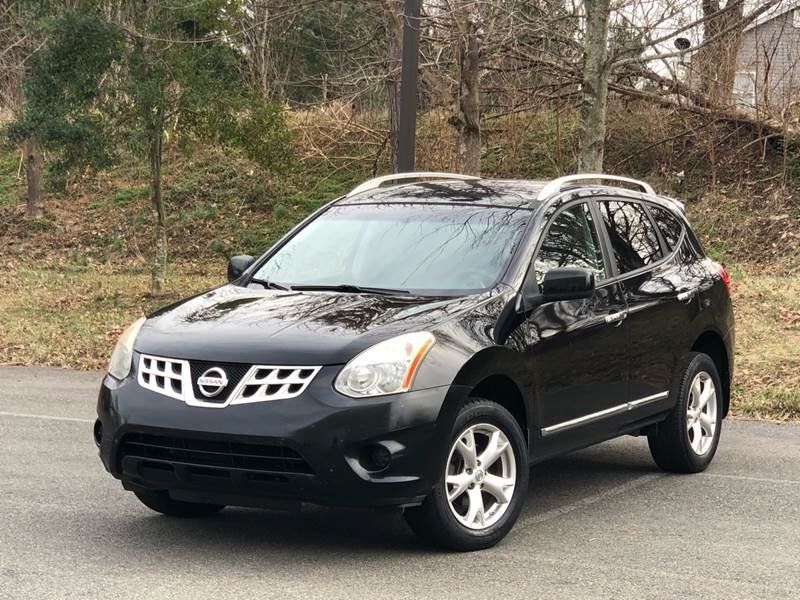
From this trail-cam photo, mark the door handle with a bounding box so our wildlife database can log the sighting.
[604,311,628,326]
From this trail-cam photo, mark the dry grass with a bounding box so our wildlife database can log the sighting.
[729,269,800,419]
[0,264,219,370]
[0,263,797,420]
[690,190,800,274]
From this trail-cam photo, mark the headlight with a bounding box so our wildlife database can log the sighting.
[108,317,146,380]
[335,332,435,398]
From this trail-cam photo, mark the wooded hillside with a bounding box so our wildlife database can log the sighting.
[1,1,798,417]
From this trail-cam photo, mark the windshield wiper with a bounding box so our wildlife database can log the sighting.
[291,284,411,296]
[249,278,293,291]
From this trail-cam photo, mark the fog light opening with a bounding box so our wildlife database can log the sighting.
[360,443,392,473]
[93,420,103,447]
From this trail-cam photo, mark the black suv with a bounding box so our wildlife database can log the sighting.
[96,173,734,551]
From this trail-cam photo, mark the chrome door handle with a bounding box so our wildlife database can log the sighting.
[604,311,628,326]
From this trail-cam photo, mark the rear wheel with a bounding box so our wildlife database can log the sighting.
[648,352,723,473]
[405,398,528,551]
[134,489,225,518]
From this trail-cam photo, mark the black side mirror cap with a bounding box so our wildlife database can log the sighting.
[227,254,256,282]
[541,267,595,302]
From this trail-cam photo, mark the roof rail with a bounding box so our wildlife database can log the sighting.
[658,195,686,214]
[537,174,655,201]
[346,172,480,197]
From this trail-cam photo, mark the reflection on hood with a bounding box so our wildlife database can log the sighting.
[137,284,490,364]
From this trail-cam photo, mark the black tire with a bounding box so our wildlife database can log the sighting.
[405,398,529,551]
[134,489,225,518]
[648,352,723,473]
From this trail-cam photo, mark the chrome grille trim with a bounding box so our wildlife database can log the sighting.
[231,366,322,404]
[138,355,189,401]
[137,354,320,408]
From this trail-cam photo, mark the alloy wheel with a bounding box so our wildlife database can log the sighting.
[686,371,718,456]
[444,423,517,530]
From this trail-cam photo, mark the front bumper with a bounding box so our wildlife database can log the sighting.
[96,363,458,508]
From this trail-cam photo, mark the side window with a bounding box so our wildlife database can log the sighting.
[535,202,606,287]
[599,200,663,274]
[648,204,684,251]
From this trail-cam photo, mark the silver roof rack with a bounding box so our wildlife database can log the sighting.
[537,174,655,201]
[346,172,480,197]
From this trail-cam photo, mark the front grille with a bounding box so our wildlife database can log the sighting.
[136,354,321,407]
[235,366,320,404]
[138,356,187,401]
[189,361,251,404]
[118,433,314,476]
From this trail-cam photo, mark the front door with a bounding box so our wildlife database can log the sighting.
[518,201,629,440]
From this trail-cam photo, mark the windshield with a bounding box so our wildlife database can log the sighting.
[251,203,531,295]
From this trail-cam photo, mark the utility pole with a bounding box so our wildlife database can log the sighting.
[396,0,421,173]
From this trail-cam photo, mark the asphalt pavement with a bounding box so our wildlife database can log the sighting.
[1,366,798,600]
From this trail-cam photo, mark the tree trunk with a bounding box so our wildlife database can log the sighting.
[24,137,44,218]
[577,0,611,173]
[148,125,167,296]
[384,0,403,172]
[697,0,745,107]
[252,0,271,98]
[455,15,481,176]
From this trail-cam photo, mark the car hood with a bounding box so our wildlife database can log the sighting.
[135,284,491,364]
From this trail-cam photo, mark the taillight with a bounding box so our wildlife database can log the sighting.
[714,262,731,295]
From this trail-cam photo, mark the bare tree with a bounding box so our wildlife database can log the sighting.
[451,1,481,175]
[577,0,611,172]
[570,0,787,171]
[239,0,274,98]
[383,0,404,172]
[697,0,744,107]
[608,1,786,128]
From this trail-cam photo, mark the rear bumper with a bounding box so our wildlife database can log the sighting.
[96,366,459,508]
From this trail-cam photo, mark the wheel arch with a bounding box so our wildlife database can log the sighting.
[691,330,731,417]
[446,347,531,447]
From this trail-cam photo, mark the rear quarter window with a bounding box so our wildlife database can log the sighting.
[648,204,684,251]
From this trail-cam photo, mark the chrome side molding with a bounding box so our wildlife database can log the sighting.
[541,391,669,436]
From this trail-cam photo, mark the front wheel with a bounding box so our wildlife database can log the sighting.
[648,352,723,473]
[405,398,529,551]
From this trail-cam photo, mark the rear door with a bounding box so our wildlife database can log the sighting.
[596,198,693,410]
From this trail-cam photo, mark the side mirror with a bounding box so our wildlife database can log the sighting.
[541,267,595,301]
[227,254,255,282]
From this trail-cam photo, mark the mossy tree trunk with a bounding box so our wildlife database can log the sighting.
[577,0,611,173]
[24,137,44,218]
[148,115,167,296]
[455,14,481,176]
[384,0,403,172]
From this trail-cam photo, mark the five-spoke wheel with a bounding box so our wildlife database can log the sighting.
[405,398,528,551]
[445,423,517,530]
[686,371,718,456]
[649,352,723,473]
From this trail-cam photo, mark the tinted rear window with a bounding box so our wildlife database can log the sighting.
[599,201,663,274]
